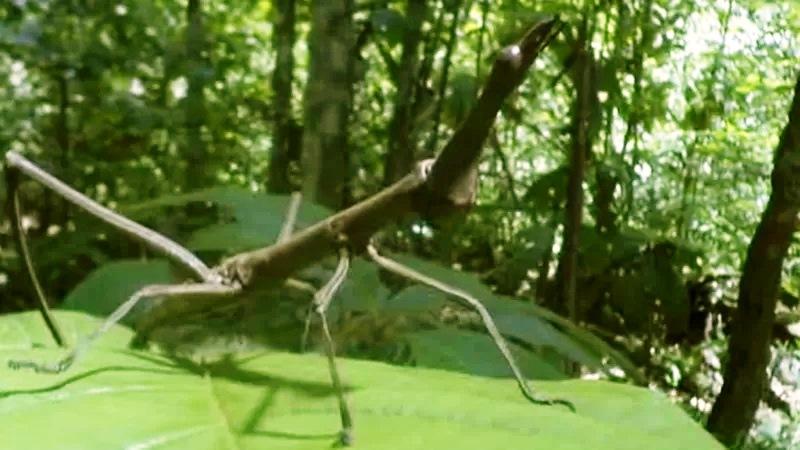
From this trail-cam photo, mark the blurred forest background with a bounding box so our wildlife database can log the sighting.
[0,0,799,448]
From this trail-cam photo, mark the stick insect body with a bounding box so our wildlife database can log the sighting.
[4,18,573,445]
[5,150,572,444]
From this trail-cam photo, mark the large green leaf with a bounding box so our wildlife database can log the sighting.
[642,255,690,336]
[336,260,390,314]
[380,285,447,314]
[61,259,176,324]
[123,187,331,252]
[523,166,568,211]
[388,254,630,377]
[404,328,567,380]
[0,311,723,450]
[370,8,405,47]
[611,272,650,331]
[0,311,135,350]
[490,311,604,369]
[188,222,279,252]
[444,71,478,125]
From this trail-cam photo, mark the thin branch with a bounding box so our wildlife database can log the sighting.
[475,0,490,79]
[490,131,521,209]
[375,40,400,83]
[426,0,467,154]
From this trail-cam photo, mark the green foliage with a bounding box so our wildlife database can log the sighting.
[0,311,724,450]
[0,311,134,350]
[384,253,631,376]
[336,259,389,313]
[380,285,446,314]
[370,8,406,47]
[125,187,330,253]
[405,328,567,379]
[61,259,175,323]
[444,71,478,125]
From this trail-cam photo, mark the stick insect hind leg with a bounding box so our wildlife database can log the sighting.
[9,283,240,373]
[4,151,237,372]
[366,244,575,412]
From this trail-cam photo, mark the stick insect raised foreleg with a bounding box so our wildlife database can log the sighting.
[5,151,238,372]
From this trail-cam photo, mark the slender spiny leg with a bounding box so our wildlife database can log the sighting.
[4,151,217,283]
[9,283,240,374]
[310,248,354,445]
[319,306,353,446]
[4,166,65,346]
[300,302,314,352]
[367,244,575,411]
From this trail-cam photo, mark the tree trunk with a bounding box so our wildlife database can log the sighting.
[184,0,209,190]
[706,72,800,447]
[42,73,71,231]
[57,72,70,224]
[593,166,617,234]
[301,0,354,209]
[555,22,592,323]
[425,0,465,156]
[383,0,427,185]
[593,0,626,235]
[267,0,297,194]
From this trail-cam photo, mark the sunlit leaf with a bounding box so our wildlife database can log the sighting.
[0,312,722,450]
[62,259,176,324]
[405,327,567,379]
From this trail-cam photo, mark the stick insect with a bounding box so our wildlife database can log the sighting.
[4,17,572,445]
